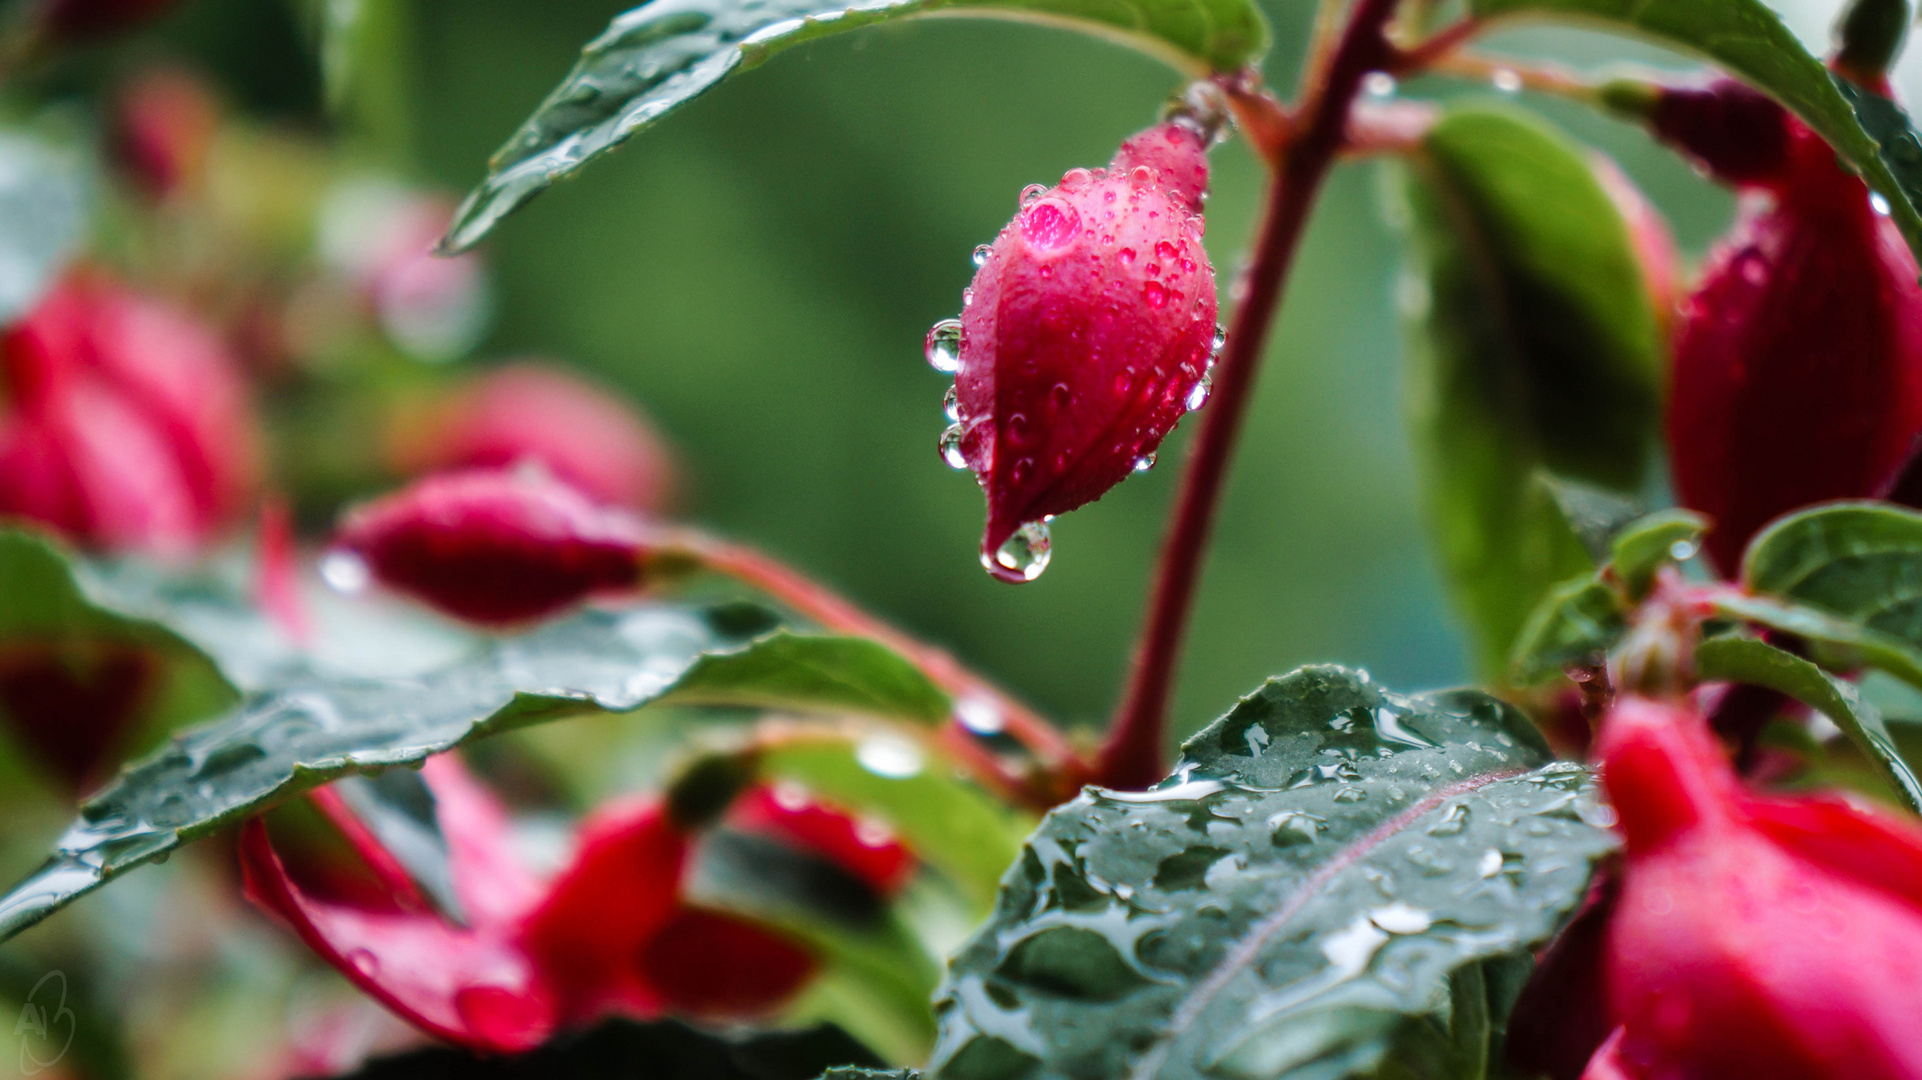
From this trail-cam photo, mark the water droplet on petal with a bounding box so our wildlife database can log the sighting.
[925,318,963,373]
[1186,373,1212,411]
[321,550,370,594]
[939,424,969,469]
[1872,192,1893,216]
[1019,184,1047,207]
[983,521,1052,582]
[972,243,993,267]
[1133,453,1156,473]
[943,385,961,421]
[1143,281,1169,307]
[1364,72,1397,98]
[956,693,1006,735]
[1211,324,1228,353]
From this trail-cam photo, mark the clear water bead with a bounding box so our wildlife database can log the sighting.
[985,521,1052,581]
[1211,324,1227,354]
[1364,73,1397,98]
[972,244,993,267]
[942,385,961,421]
[1133,453,1156,473]
[1490,68,1522,93]
[938,423,968,469]
[320,550,370,594]
[925,318,963,373]
[1186,373,1213,411]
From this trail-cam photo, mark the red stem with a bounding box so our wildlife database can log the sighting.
[1097,0,1403,789]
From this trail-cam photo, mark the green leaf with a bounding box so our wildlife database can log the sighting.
[760,739,1032,913]
[1743,502,1922,645]
[439,0,1270,252]
[0,605,950,943]
[1466,0,1922,262]
[1695,634,1922,812]
[1508,576,1627,685]
[1538,474,1645,565]
[927,666,1616,1080]
[1710,591,1922,690]
[1400,106,1661,679]
[1609,509,1709,601]
[0,130,87,325]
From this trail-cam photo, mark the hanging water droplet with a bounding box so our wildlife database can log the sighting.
[1133,453,1156,473]
[1186,373,1213,411]
[938,423,969,469]
[856,734,925,778]
[1872,191,1893,216]
[943,388,962,424]
[1211,324,1227,353]
[1019,184,1047,207]
[320,550,370,594]
[983,521,1052,582]
[1364,73,1397,98]
[925,318,963,373]
[1490,68,1522,93]
[972,243,993,267]
[956,693,1006,735]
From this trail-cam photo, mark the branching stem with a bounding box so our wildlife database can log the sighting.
[1097,0,1406,789]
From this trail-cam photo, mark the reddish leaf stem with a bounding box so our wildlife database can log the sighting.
[1097,0,1404,790]
[678,534,1089,807]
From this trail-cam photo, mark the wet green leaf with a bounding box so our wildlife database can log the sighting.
[1609,509,1709,601]
[1400,106,1661,678]
[927,666,1616,1080]
[0,594,950,943]
[440,0,1269,251]
[1467,0,1922,262]
[1695,634,1922,812]
[1508,577,1626,686]
[1743,503,1922,645]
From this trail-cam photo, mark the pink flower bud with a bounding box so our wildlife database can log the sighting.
[1662,92,1922,572]
[329,470,654,626]
[938,121,1219,581]
[1646,80,1793,187]
[1582,696,1922,1079]
[389,363,676,513]
[0,274,259,553]
[111,67,220,201]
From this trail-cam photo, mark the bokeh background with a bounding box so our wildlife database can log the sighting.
[65,0,1877,746]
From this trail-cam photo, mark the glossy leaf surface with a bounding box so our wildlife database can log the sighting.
[927,666,1615,1080]
[1400,107,1661,677]
[0,601,949,943]
[1695,634,1922,811]
[440,0,1269,251]
[1467,0,1922,260]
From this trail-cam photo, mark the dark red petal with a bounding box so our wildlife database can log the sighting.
[517,796,688,1025]
[332,469,653,625]
[728,784,914,897]
[635,907,817,1017]
[240,820,557,1054]
[0,640,154,791]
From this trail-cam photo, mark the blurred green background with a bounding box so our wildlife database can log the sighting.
[130,0,1778,745]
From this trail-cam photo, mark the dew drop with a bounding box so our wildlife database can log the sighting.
[939,423,969,469]
[925,318,963,373]
[1133,453,1156,473]
[1669,538,1699,561]
[1119,247,1136,265]
[1364,72,1397,98]
[320,550,370,594]
[983,521,1052,582]
[1211,324,1228,353]
[1143,281,1169,307]
[1061,167,1092,190]
[1490,68,1522,93]
[348,949,381,977]
[1185,373,1212,411]
[1872,192,1893,216]
[942,385,962,422]
[956,693,1006,735]
[1154,240,1179,262]
[1129,165,1153,185]
[972,243,993,267]
[856,734,925,778]
[1019,183,1047,206]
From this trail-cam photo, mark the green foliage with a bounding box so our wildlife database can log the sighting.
[1695,634,1922,812]
[0,537,952,943]
[1508,577,1624,686]
[1399,106,1661,678]
[1469,0,1922,262]
[1609,510,1708,602]
[926,666,1614,1080]
[440,0,1270,251]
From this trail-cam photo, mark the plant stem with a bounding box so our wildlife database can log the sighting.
[1097,0,1403,790]
[676,533,1089,807]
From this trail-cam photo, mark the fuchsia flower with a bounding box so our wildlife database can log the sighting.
[241,757,913,1054]
[1578,696,1922,1079]
[37,0,181,41]
[0,273,260,554]
[940,121,1219,580]
[328,469,656,626]
[389,364,676,514]
[1653,79,1922,572]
